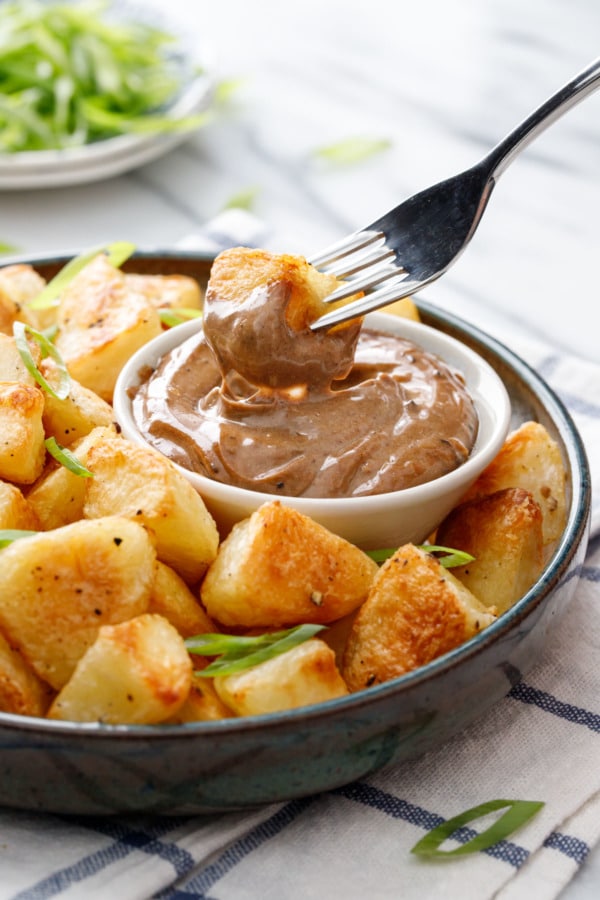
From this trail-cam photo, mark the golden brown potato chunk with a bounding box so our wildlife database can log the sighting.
[0,264,46,334]
[54,254,162,401]
[436,487,544,614]
[149,561,217,637]
[0,381,46,484]
[0,480,40,530]
[0,516,156,689]
[48,614,192,724]
[26,426,117,530]
[207,247,359,332]
[213,639,348,715]
[342,544,496,691]
[0,628,54,717]
[83,434,219,584]
[167,678,233,723]
[201,500,379,628]
[124,273,202,314]
[462,421,567,544]
[40,357,116,445]
[204,247,366,391]
[0,332,40,385]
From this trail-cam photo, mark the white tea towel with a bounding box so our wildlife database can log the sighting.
[0,224,599,900]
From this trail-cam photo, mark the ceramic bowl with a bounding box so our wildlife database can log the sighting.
[114,310,511,549]
[0,250,590,815]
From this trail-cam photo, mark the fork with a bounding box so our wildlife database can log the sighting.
[309,56,600,330]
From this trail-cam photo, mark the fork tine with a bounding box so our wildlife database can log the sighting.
[324,244,397,279]
[308,229,384,269]
[311,277,425,330]
[322,264,405,304]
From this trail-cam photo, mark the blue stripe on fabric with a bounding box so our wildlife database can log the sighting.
[543,832,590,864]
[332,782,529,867]
[77,817,195,876]
[13,818,195,900]
[157,798,315,900]
[582,563,600,583]
[509,682,600,733]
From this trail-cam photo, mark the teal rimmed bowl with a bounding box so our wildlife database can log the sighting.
[0,250,590,815]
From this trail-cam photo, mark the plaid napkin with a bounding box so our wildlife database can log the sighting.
[1,220,598,900]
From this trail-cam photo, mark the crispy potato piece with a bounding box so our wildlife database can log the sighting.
[0,264,46,334]
[461,421,567,544]
[0,516,156,689]
[124,273,202,313]
[83,434,219,583]
[48,614,192,724]
[201,501,379,628]
[436,487,544,614]
[382,297,420,320]
[342,544,496,691]
[167,678,233,723]
[0,480,40,530]
[0,628,54,717]
[319,610,359,671]
[40,357,116,445]
[214,639,348,715]
[207,246,362,332]
[54,254,162,401]
[0,381,46,484]
[0,332,39,385]
[149,561,217,637]
[26,426,117,529]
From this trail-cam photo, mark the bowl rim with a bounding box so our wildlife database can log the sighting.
[0,250,591,739]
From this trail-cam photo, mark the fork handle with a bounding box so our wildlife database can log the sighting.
[484,57,600,179]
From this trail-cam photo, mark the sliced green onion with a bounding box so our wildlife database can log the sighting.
[410,799,545,857]
[366,545,475,568]
[313,136,392,165]
[223,186,260,211]
[0,242,19,254]
[158,307,203,328]
[44,437,94,478]
[13,321,70,400]
[0,1,210,153]
[420,545,475,568]
[213,78,244,105]
[27,241,136,310]
[0,529,38,548]
[186,624,326,676]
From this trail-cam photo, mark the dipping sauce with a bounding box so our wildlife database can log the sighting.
[131,249,478,498]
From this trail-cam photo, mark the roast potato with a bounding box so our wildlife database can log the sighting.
[342,544,496,691]
[201,500,378,628]
[0,516,156,689]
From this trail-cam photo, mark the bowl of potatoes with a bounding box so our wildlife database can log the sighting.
[0,248,590,815]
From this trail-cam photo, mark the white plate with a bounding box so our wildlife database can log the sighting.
[0,69,214,191]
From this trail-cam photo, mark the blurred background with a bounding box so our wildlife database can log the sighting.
[1,0,599,360]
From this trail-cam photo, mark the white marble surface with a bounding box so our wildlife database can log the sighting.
[0,0,599,894]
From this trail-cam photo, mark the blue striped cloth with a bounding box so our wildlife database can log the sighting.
[1,220,598,900]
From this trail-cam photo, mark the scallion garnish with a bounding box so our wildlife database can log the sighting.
[158,307,203,328]
[366,545,475,568]
[313,136,391,165]
[13,321,70,400]
[186,624,326,676]
[0,1,209,154]
[410,798,544,857]
[27,241,136,310]
[223,187,260,211]
[420,545,475,568]
[0,529,38,548]
[44,437,94,478]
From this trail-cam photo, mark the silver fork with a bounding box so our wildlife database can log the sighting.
[310,56,600,330]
